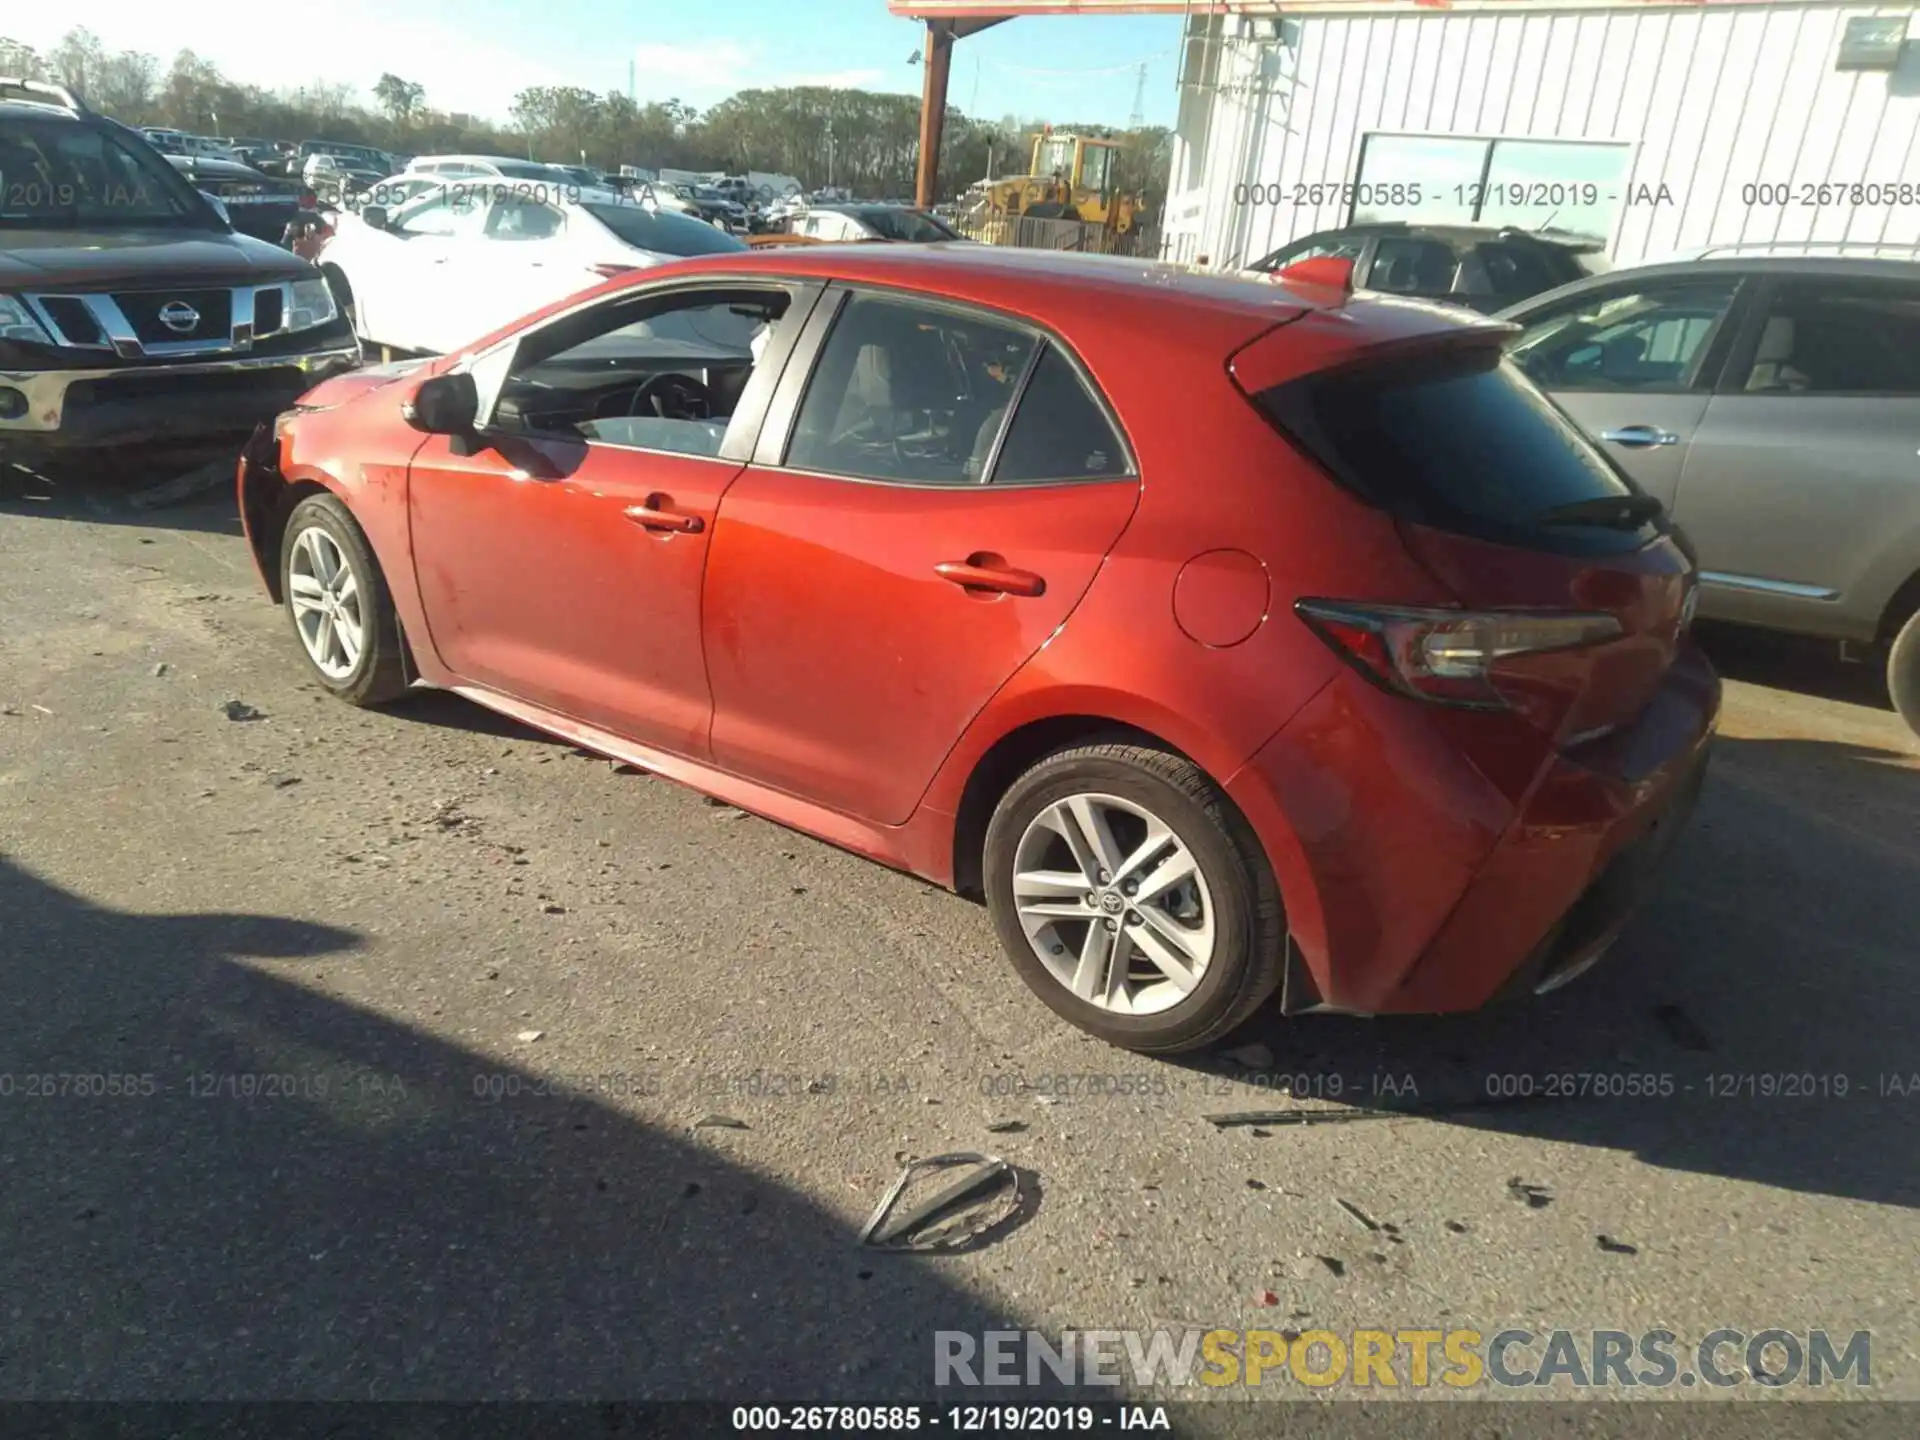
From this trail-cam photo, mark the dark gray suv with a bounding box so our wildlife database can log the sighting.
[1499,251,1920,736]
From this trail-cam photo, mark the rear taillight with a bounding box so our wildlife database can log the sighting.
[1297,600,1622,710]
[299,189,317,209]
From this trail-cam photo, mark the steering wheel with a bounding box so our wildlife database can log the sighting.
[626,373,715,422]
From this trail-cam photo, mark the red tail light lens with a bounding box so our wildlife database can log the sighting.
[1297,600,1622,709]
[299,189,317,210]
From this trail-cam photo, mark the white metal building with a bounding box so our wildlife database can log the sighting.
[1159,0,1920,270]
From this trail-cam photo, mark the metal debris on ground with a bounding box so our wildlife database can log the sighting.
[692,1116,750,1131]
[30,703,52,715]
[859,1152,1021,1252]
[515,1030,544,1043]
[1205,1087,1570,1130]
[1334,1197,1382,1232]
[221,700,265,722]
[151,663,169,677]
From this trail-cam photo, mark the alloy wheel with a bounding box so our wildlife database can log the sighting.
[1010,792,1216,1016]
[287,525,365,681]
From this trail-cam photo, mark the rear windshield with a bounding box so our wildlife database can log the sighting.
[1257,344,1660,556]
[852,208,959,242]
[584,203,748,256]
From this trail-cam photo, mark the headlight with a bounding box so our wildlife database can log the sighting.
[0,295,52,344]
[287,278,338,332]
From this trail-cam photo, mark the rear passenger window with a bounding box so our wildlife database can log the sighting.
[785,293,1037,485]
[1365,238,1457,294]
[1739,280,1920,394]
[991,346,1130,483]
[1476,242,1565,299]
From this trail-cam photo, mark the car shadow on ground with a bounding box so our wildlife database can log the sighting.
[0,854,1036,1400]
[0,444,250,540]
[1694,621,1897,714]
[1187,732,1920,1213]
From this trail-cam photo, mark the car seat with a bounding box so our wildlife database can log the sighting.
[1745,316,1811,392]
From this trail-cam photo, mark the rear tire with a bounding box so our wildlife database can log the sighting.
[1889,608,1920,738]
[982,743,1285,1054]
[279,493,409,707]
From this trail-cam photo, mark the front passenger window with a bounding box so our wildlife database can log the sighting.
[487,289,792,457]
[1507,280,1740,392]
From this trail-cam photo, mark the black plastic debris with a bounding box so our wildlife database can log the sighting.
[1597,1234,1639,1255]
[1652,1002,1714,1052]
[985,1120,1029,1134]
[221,700,265,722]
[1507,1178,1554,1209]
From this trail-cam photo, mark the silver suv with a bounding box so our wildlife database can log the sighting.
[1499,252,1920,734]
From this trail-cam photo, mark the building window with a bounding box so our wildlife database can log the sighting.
[1351,134,1632,245]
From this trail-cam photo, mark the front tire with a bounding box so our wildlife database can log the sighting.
[983,743,1285,1053]
[280,494,409,707]
[1889,607,1920,738]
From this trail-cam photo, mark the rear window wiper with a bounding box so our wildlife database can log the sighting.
[1539,493,1665,528]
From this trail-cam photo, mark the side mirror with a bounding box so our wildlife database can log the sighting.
[402,373,479,439]
[360,205,389,231]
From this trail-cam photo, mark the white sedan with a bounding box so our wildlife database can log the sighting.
[314,182,750,355]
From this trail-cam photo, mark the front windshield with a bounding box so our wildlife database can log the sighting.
[0,117,208,227]
[859,209,958,242]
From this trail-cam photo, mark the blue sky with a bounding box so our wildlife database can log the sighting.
[14,1,1183,128]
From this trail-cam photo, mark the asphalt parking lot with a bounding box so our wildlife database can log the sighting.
[2,452,1916,1419]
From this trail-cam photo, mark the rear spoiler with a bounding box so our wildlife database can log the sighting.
[1226,301,1518,399]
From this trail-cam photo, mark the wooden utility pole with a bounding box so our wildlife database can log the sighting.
[914,21,954,208]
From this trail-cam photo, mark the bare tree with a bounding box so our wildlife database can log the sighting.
[373,72,424,127]
[92,50,159,118]
[47,27,106,99]
[0,36,48,79]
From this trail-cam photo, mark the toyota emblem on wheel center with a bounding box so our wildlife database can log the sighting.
[157,301,201,333]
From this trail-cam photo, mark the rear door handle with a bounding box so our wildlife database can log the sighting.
[1600,425,1680,448]
[624,497,704,534]
[935,560,1046,598]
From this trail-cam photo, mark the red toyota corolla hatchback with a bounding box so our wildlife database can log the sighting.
[239,244,1717,1053]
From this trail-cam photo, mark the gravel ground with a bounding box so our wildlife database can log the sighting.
[1,451,1916,1425]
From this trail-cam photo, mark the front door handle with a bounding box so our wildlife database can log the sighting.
[935,559,1046,598]
[1600,425,1680,448]
[624,496,704,534]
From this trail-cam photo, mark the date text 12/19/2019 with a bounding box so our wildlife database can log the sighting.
[729,1404,1171,1431]
[1232,181,1678,209]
